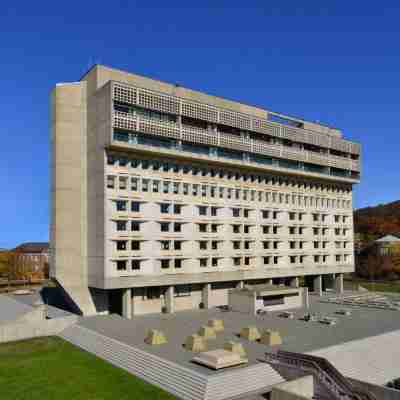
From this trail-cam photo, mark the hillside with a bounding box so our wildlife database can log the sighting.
[354,200,400,240]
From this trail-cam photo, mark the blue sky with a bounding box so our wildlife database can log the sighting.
[1,2,399,248]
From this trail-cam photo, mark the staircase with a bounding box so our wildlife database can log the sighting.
[265,350,377,400]
[60,323,284,400]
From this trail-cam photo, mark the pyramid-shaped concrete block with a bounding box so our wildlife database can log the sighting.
[260,329,282,346]
[224,341,246,357]
[207,319,224,332]
[144,329,167,345]
[198,325,216,339]
[240,326,261,341]
[185,334,207,352]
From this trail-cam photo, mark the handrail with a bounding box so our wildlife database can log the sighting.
[266,350,376,400]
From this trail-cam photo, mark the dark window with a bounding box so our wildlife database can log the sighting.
[212,258,218,267]
[131,260,140,270]
[199,241,208,250]
[116,260,127,271]
[131,241,140,251]
[160,222,169,232]
[160,203,170,214]
[199,206,207,216]
[131,222,140,232]
[199,224,207,233]
[174,241,182,251]
[161,259,170,269]
[116,200,127,211]
[211,207,217,217]
[174,259,182,268]
[116,241,127,251]
[174,223,182,233]
[116,221,127,231]
[232,208,240,217]
[174,204,182,214]
[211,224,218,233]
[200,258,208,267]
[131,202,140,212]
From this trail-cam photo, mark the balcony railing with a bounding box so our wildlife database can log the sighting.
[112,82,361,156]
[113,110,360,173]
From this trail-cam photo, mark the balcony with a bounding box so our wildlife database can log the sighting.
[112,110,360,176]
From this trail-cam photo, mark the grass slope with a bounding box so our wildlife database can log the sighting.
[0,336,176,400]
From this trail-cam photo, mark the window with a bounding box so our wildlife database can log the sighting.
[290,256,296,264]
[199,224,207,233]
[314,241,319,249]
[273,241,279,250]
[336,255,341,263]
[273,256,279,265]
[233,225,240,234]
[161,259,170,269]
[174,222,182,233]
[192,184,199,196]
[107,154,116,165]
[289,227,296,235]
[273,226,278,234]
[131,260,140,270]
[107,176,115,189]
[211,241,218,250]
[199,241,208,250]
[116,241,127,251]
[244,225,250,234]
[199,206,207,216]
[173,204,182,214]
[289,212,296,221]
[244,241,250,250]
[211,207,217,217]
[314,255,320,263]
[142,179,149,192]
[153,180,159,193]
[201,185,207,197]
[262,210,269,219]
[244,257,250,266]
[263,226,270,234]
[131,221,140,232]
[290,241,296,249]
[160,241,170,250]
[273,211,279,219]
[163,181,170,194]
[131,177,138,191]
[212,258,218,267]
[211,224,218,233]
[147,287,160,299]
[119,176,127,190]
[116,221,127,231]
[160,222,169,232]
[232,208,240,217]
[116,200,127,211]
[233,257,241,266]
[174,259,182,268]
[313,228,319,235]
[233,241,240,250]
[210,186,216,198]
[200,258,208,268]
[131,241,140,251]
[116,260,127,271]
[243,209,250,218]
[131,202,140,212]
[160,203,170,214]
[183,183,189,195]
[173,182,180,194]
[263,241,270,249]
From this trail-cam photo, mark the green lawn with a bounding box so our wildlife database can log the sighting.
[0,336,176,400]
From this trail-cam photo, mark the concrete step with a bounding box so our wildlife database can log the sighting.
[60,324,207,400]
[60,324,285,400]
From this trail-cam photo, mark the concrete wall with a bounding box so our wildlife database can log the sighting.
[0,316,78,344]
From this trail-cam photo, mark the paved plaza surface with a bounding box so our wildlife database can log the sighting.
[78,290,400,375]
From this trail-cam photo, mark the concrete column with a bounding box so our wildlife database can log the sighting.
[122,288,132,319]
[335,273,344,294]
[290,277,300,288]
[236,280,244,289]
[303,287,309,308]
[165,286,174,313]
[313,275,322,296]
[202,283,211,309]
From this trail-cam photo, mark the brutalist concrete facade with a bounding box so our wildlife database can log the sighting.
[50,65,361,316]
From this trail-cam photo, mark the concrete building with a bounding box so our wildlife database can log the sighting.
[50,65,361,317]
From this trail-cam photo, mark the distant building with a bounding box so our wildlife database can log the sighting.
[13,242,49,279]
[375,234,400,256]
